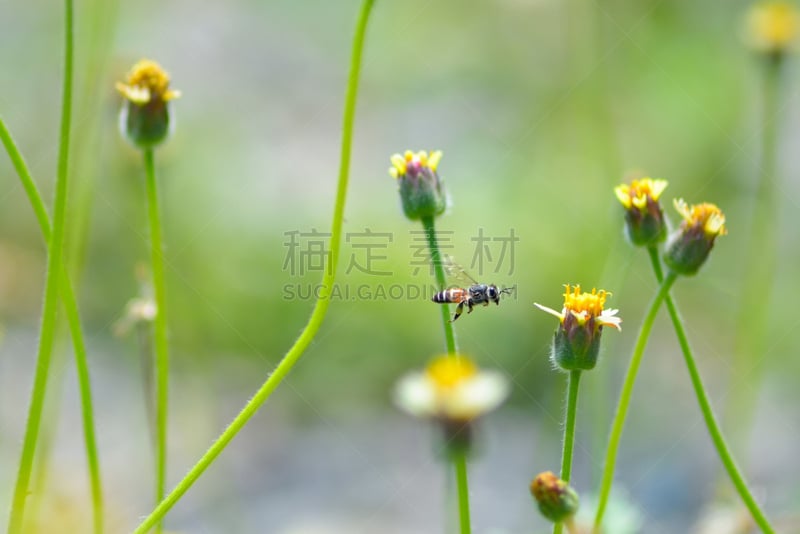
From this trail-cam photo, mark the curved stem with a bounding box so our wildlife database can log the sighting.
[645,249,775,533]
[132,2,375,531]
[453,451,471,534]
[143,148,169,534]
[593,271,677,532]
[421,215,457,354]
[1,118,104,534]
[7,0,75,531]
[553,370,581,534]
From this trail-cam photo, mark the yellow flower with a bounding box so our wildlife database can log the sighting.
[535,285,621,371]
[535,285,621,332]
[673,199,727,238]
[614,178,668,212]
[394,354,509,422]
[615,178,669,246]
[665,199,727,275]
[116,59,180,148]
[388,149,447,220]
[746,1,800,54]
[388,150,443,179]
[116,59,181,106]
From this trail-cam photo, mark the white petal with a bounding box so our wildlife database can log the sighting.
[394,373,436,418]
[534,303,565,321]
[442,372,510,420]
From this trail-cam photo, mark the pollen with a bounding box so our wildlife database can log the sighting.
[614,178,668,211]
[563,284,610,318]
[674,199,727,237]
[425,355,478,389]
[116,59,181,105]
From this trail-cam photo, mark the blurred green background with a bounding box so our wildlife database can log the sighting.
[1,0,799,532]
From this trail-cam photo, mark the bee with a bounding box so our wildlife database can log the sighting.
[432,262,514,321]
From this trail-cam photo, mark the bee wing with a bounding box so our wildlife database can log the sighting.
[442,255,479,285]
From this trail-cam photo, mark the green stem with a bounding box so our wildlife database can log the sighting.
[421,215,457,354]
[1,116,104,534]
[7,0,75,531]
[554,370,581,534]
[593,271,677,532]
[645,248,775,533]
[453,451,471,534]
[143,147,169,533]
[132,2,375,531]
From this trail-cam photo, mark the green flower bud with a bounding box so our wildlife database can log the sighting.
[530,471,579,524]
[116,59,181,149]
[535,285,622,371]
[388,150,447,220]
[614,178,669,247]
[664,199,727,276]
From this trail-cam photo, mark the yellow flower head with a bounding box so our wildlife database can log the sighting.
[614,178,669,212]
[746,1,800,54]
[394,354,509,422]
[535,284,621,331]
[535,285,621,371]
[116,59,181,106]
[389,150,443,179]
[673,199,727,238]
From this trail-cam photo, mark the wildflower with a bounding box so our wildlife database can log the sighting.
[394,354,509,454]
[745,1,800,57]
[530,471,580,525]
[388,150,447,220]
[664,199,727,276]
[535,285,621,371]
[116,59,181,148]
[614,178,669,246]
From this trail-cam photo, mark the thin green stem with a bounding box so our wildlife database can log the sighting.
[453,451,471,534]
[132,2,375,531]
[554,370,581,534]
[420,215,458,354]
[1,117,104,534]
[593,271,677,532]
[7,0,75,531]
[644,249,775,533]
[143,147,169,534]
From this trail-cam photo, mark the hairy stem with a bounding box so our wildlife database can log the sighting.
[645,247,775,533]
[132,2,376,531]
[7,0,77,531]
[554,370,581,534]
[593,271,677,531]
[143,147,169,534]
[421,215,457,354]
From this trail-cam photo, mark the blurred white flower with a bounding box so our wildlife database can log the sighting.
[394,354,509,422]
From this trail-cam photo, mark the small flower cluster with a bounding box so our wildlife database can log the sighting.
[116,59,180,149]
[388,150,447,221]
[615,178,727,275]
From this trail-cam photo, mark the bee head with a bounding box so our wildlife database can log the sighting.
[488,285,501,304]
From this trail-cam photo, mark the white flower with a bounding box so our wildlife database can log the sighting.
[394,355,509,422]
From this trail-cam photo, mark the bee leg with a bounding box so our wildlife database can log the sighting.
[467,301,475,314]
[451,302,464,322]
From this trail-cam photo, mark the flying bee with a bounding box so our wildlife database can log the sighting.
[432,261,514,322]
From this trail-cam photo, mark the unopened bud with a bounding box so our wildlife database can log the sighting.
[530,471,579,524]
[388,150,447,220]
[664,199,727,276]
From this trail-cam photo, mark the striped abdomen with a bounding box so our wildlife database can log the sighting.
[432,287,469,304]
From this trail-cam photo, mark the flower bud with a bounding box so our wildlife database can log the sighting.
[116,59,181,149]
[388,150,447,220]
[614,178,668,247]
[535,285,621,371]
[664,199,727,276]
[530,471,579,524]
